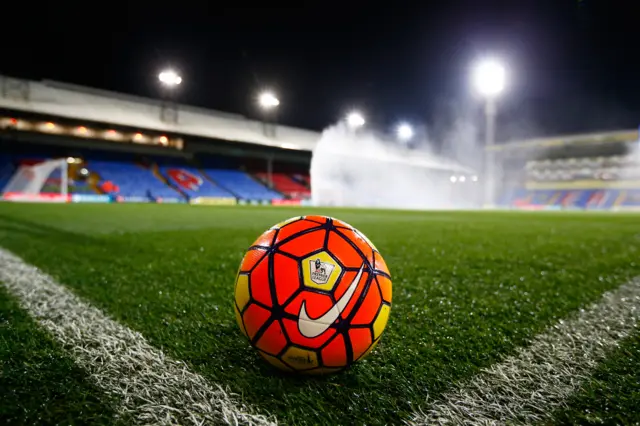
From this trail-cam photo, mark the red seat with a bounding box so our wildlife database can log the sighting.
[256,173,310,198]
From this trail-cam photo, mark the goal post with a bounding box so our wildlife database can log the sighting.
[2,158,69,197]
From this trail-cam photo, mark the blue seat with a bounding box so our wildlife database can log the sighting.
[204,169,282,200]
[159,166,234,198]
[620,189,640,207]
[89,161,183,200]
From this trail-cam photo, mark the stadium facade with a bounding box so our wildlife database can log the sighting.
[0,74,320,205]
[1,73,639,210]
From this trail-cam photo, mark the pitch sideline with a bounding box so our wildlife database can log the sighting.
[409,277,640,425]
[0,248,275,426]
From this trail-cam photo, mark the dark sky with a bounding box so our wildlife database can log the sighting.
[2,0,640,141]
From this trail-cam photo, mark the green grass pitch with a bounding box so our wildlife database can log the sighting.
[1,203,640,425]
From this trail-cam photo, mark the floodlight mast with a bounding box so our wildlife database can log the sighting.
[158,69,182,124]
[257,91,280,188]
[257,90,280,140]
[472,59,506,208]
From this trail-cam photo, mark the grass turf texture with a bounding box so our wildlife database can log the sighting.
[0,286,122,425]
[549,332,640,425]
[0,204,639,425]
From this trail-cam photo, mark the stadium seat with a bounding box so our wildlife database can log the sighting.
[564,190,594,209]
[502,187,640,210]
[89,161,184,201]
[618,189,640,208]
[506,189,563,209]
[203,169,282,200]
[254,172,310,198]
[158,166,234,199]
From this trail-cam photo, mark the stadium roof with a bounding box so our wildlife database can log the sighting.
[490,128,639,152]
[0,74,320,152]
[0,74,474,172]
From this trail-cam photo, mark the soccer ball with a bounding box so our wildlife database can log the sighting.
[234,215,392,374]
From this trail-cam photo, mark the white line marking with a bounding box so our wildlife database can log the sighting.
[0,248,275,426]
[409,278,640,425]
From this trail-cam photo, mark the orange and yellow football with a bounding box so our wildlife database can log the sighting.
[234,215,392,374]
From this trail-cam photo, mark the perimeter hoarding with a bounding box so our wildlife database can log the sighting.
[190,197,238,206]
[271,199,302,206]
[71,194,112,203]
[2,192,70,203]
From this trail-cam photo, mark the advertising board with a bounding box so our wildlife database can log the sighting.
[190,197,237,206]
[272,199,302,206]
[118,196,152,203]
[157,198,186,204]
[71,194,112,203]
[2,192,70,203]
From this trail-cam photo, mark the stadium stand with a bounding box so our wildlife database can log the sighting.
[202,169,282,200]
[254,172,310,198]
[0,139,286,202]
[188,154,283,200]
[0,78,318,203]
[159,165,235,199]
[507,189,634,210]
[88,160,184,201]
[501,149,640,210]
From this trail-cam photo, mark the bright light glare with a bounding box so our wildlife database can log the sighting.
[259,92,280,109]
[472,175,478,182]
[450,175,458,183]
[346,112,365,128]
[459,175,466,182]
[472,59,505,97]
[158,70,182,86]
[396,123,413,141]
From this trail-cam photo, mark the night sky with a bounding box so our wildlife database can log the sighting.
[2,0,640,141]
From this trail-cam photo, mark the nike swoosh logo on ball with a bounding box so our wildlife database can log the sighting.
[298,264,365,338]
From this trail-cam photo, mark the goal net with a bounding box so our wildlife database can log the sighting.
[2,158,69,197]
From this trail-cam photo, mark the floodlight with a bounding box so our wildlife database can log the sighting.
[396,123,413,141]
[158,70,182,86]
[472,59,505,97]
[346,111,365,128]
[259,92,280,109]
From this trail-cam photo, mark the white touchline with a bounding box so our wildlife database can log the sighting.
[408,277,640,425]
[0,248,275,426]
